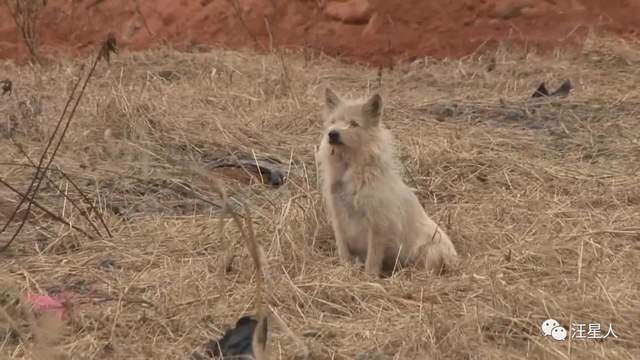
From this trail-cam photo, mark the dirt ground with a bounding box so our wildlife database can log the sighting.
[1,31,640,359]
[2,0,640,66]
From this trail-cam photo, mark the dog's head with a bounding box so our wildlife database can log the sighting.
[321,87,384,152]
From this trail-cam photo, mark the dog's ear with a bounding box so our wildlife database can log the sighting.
[324,87,342,112]
[362,93,382,126]
[252,313,268,360]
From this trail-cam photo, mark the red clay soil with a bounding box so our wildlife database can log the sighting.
[1,0,640,66]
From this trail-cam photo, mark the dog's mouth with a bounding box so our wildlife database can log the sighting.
[328,138,343,155]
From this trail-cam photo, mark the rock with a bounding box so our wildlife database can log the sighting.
[325,0,372,25]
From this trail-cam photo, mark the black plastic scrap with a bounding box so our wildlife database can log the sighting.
[192,315,259,359]
[531,80,572,98]
[205,155,287,187]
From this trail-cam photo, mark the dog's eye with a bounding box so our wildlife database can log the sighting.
[349,120,359,128]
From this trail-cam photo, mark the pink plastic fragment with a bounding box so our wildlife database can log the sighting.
[25,292,67,319]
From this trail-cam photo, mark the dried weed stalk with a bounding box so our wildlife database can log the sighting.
[226,0,263,51]
[11,139,111,238]
[188,164,310,358]
[263,0,300,107]
[186,163,266,314]
[3,0,45,65]
[0,34,117,252]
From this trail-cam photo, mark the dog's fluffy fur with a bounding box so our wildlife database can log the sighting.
[315,88,459,277]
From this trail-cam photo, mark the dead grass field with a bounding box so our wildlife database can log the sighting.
[1,34,640,360]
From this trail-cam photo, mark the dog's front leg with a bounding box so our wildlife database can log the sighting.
[364,227,384,277]
[335,230,355,264]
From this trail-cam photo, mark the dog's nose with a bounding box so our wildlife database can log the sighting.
[328,130,340,143]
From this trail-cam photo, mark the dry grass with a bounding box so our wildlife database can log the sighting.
[1,33,640,359]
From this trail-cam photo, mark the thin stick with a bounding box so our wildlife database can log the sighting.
[133,0,155,38]
[0,177,95,241]
[0,36,115,252]
[226,0,263,51]
[11,139,108,238]
[185,162,265,314]
[3,0,42,65]
[0,66,82,238]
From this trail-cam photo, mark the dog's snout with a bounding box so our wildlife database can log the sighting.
[328,130,341,144]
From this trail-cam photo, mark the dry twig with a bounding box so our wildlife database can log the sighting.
[0,35,117,252]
